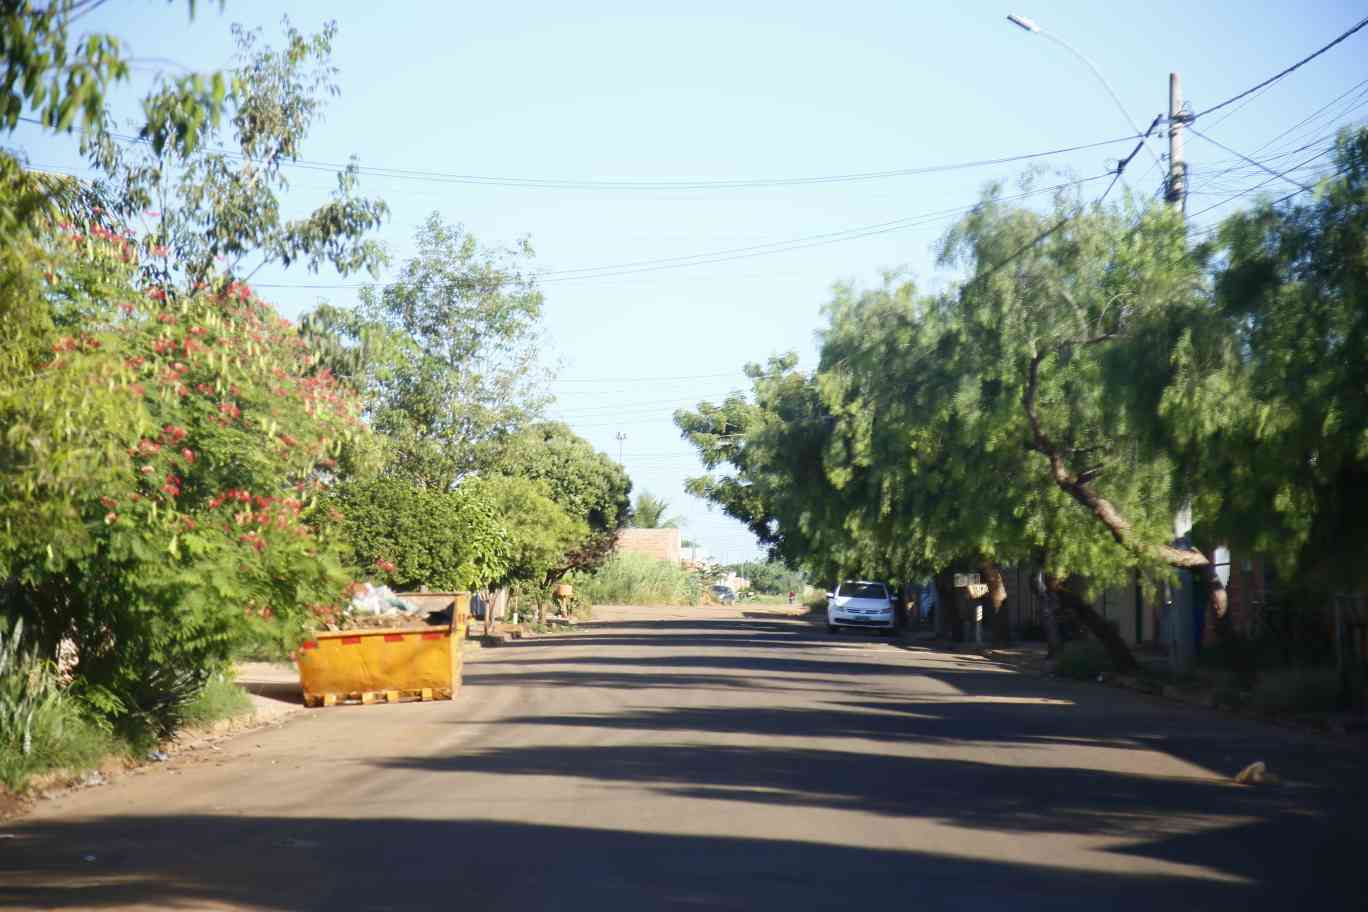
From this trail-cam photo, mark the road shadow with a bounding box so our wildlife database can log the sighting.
[236,678,304,704]
[0,814,1328,911]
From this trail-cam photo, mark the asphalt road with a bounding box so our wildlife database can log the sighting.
[3,604,1366,911]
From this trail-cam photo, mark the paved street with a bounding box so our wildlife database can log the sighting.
[3,605,1365,910]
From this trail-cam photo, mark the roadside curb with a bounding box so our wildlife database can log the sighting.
[4,699,305,820]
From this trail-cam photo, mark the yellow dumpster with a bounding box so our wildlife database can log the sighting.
[296,592,470,707]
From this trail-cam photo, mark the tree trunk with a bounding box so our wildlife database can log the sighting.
[933,571,955,640]
[1046,575,1139,674]
[1029,568,1063,656]
[980,560,1011,645]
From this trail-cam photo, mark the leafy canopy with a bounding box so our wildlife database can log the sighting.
[480,422,632,582]
[322,476,511,593]
[85,18,388,291]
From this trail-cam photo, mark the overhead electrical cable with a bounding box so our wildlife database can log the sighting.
[254,174,1110,291]
[14,114,1143,192]
[1191,15,1368,121]
[1186,149,1343,220]
[1188,126,1317,193]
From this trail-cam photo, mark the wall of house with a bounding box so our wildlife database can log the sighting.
[616,528,682,564]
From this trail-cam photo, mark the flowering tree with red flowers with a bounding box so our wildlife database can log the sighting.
[0,195,373,739]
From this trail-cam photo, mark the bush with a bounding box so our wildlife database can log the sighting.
[1053,639,1114,680]
[570,553,694,606]
[1249,667,1342,715]
[0,619,117,792]
[1,228,369,743]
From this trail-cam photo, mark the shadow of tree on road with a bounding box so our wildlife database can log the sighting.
[0,814,1323,911]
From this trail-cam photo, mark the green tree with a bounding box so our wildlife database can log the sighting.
[481,422,632,584]
[322,476,510,593]
[1176,128,1368,591]
[85,18,387,292]
[467,475,586,597]
[679,182,1215,669]
[727,559,804,596]
[2,1,227,155]
[630,491,682,528]
[304,213,548,489]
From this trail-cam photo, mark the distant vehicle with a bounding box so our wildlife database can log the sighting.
[826,580,896,634]
[710,584,738,605]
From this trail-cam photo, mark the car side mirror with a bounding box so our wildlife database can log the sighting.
[825,591,834,599]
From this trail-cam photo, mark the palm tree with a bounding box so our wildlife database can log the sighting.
[630,491,683,529]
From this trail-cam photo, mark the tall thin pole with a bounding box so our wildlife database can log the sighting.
[1167,72,1195,674]
[1167,72,1186,214]
[615,431,626,464]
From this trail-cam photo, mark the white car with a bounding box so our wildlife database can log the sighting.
[826,580,896,634]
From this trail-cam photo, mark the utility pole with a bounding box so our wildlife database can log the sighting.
[1166,72,1187,214]
[615,431,626,464]
[1166,72,1197,674]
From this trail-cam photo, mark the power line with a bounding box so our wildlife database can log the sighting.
[1187,126,1315,193]
[1192,15,1368,121]
[552,371,754,383]
[1243,75,1368,158]
[1187,151,1343,221]
[254,174,1109,291]
[17,115,1144,192]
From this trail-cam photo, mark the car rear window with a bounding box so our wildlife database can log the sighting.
[838,582,886,599]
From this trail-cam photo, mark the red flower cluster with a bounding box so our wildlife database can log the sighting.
[218,401,242,419]
[374,558,397,574]
[160,474,182,498]
[208,489,253,509]
[52,336,99,353]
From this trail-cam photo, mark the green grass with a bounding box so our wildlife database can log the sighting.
[741,593,794,605]
[0,701,120,794]
[1,670,256,794]
[570,553,696,606]
[180,672,255,729]
[1,619,123,792]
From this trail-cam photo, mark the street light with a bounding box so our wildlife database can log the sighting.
[1006,12,1162,167]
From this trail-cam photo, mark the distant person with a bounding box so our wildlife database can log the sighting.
[788,591,796,605]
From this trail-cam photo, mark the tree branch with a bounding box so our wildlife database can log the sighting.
[1023,348,1219,575]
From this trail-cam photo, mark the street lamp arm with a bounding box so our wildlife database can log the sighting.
[1006,14,1164,170]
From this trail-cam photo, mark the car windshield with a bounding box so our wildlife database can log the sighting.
[838,582,885,599]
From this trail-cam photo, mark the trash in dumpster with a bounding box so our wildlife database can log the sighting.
[347,583,419,616]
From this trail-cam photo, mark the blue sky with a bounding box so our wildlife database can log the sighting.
[10,1,1365,563]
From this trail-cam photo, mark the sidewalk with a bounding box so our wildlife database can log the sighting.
[898,630,1368,737]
